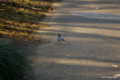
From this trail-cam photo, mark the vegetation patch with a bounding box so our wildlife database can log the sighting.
[0,0,53,42]
[0,44,32,80]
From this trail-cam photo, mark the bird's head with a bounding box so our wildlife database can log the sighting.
[57,33,61,37]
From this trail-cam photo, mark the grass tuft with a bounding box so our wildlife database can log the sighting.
[0,44,32,80]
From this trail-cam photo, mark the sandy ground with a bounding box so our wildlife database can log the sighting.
[18,0,120,80]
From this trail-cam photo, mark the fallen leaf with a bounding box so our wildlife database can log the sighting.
[112,64,119,68]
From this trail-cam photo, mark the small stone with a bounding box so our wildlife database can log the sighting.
[95,7,99,10]
[20,26,22,28]
[68,55,70,56]
[114,74,120,77]
[112,64,119,68]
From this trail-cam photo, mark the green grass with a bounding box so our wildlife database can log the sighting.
[0,44,32,80]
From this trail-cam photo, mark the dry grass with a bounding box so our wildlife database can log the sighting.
[0,0,55,42]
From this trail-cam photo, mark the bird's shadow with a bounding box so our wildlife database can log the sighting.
[54,42,70,45]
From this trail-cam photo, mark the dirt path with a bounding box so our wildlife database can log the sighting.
[33,0,120,80]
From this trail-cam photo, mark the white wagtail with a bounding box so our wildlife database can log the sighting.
[56,33,70,44]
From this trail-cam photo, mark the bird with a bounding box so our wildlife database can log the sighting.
[56,33,70,44]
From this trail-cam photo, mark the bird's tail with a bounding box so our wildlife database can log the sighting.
[64,40,70,44]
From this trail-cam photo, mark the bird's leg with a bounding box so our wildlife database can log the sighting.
[59,41,61,44]
[58,41,61,44]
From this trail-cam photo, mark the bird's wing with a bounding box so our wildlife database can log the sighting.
[57,36,64,41]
